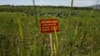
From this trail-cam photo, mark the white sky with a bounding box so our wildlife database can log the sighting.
[0,0,100,7]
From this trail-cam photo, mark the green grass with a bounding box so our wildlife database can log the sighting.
[0,6,100,56]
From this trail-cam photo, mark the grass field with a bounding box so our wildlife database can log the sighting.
[0,6,100,56]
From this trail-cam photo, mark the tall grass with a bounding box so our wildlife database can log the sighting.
[0,7,100,56]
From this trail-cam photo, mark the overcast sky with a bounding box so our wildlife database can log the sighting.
[0,0,100,7]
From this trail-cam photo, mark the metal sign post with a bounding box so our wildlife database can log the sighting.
[49,33,53,56]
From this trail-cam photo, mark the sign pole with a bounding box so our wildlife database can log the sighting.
[49,33,53,56]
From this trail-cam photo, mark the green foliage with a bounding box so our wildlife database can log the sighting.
[0,6,100,56]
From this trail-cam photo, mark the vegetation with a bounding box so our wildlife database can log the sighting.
[0,6,100,56]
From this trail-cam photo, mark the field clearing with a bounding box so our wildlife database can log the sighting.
[0,6,100,56]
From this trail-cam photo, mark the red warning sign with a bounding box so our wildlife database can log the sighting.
[40,19,59,33]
